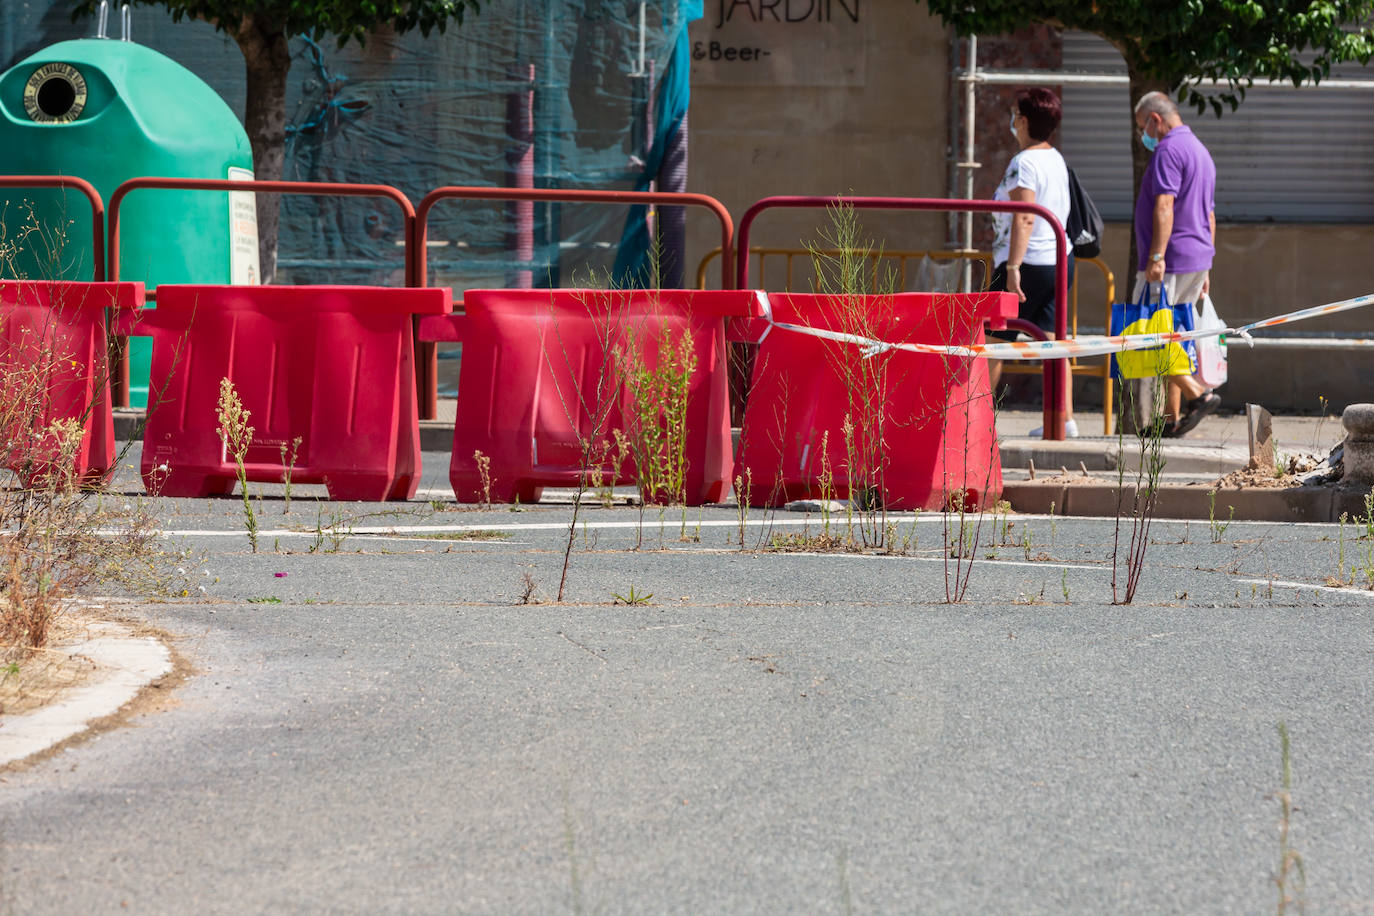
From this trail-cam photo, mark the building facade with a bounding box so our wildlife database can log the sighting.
[688,4,1374,409]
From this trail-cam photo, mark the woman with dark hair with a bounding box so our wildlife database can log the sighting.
[987,87,1078,436]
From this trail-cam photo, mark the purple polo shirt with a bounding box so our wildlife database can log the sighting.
[1133,125,1217,273]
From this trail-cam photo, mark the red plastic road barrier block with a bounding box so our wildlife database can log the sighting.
[0,281,144,485]
[132,285,451,501]
[733,291,1018,511]
[417,288,764,505]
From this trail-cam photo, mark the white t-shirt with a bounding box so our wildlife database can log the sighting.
[991,147,1071,267]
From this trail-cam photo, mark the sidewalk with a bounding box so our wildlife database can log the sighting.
[995,406,1342,481]
[995,406,1361,522]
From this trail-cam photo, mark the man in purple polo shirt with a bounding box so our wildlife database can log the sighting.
[1132,91,1221,437]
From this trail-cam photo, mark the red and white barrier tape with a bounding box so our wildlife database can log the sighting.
[752,291,1374,361]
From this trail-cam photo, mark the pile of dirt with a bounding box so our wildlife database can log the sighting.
[1032,470,1113,486]
[1212,466,1296,489]
[1213,452,1330,490]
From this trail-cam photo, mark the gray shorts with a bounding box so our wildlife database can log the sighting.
[1131,270,1208,309]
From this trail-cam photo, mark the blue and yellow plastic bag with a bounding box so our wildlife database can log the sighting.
[1110,285,1197,380]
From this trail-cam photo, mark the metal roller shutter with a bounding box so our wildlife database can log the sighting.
[1058,31,1374,222]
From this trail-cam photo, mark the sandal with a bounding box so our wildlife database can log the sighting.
[1172,392,1221,437]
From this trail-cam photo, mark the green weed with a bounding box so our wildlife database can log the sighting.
[1208,490,1234,543]
[279,435,302,514]
[619,319,697,507]
[611,585,654,606]
[1273,721,1306,915]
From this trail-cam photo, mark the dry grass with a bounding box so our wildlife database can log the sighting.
[1,293,189,663]
[0,612,107,716]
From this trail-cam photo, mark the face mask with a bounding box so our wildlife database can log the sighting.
[1140,125,1158,152]
[1010,112,1019,141]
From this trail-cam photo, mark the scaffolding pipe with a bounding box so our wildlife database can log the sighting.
[959,35,977,292]
[1238,337,1374,349]
[504,64,536,290]
[963,69,1374,90]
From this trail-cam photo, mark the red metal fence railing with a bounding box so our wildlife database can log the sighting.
[9,178,1074,439]
[411,186,736,418]
[736,195,1071,440]
[106,177,417,406]
[0,176,107,282]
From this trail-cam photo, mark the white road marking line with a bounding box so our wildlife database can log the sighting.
[155,517,949,537]
[765,552,1102,571]
[1236,577,1374,599]
[113,511,1350,541]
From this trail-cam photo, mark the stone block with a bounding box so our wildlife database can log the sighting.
[1343,404,1374,485]
[1001,482,1067,516]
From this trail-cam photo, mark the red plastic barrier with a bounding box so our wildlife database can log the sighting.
[130,285,451,501]
[733,291,1017,511]
[1,281,143,485]
[737,195,1070,440]
[417,288,764,505]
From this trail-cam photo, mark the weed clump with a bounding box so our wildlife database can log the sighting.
[619,321,697,507]
[0,204,188,693]
[1,317,187,660]
[215,377,257,553]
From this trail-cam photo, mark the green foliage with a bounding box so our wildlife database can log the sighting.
[619,320,698,507]
[807,198,896,550]
[924,0,1374,115]
[72,0,481,46]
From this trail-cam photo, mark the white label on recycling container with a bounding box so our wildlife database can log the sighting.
[228,166,260,285]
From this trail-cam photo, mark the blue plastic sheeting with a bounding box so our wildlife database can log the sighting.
[0,2,694,288]
[614,0,702,288]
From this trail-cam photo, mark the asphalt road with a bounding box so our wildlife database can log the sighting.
[3,450,1372,914]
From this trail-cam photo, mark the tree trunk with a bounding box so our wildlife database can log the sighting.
[235,14,291,284]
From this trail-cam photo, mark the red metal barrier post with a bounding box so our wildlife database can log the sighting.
[0,176,106,281]
[413,187,736,419]
[107,177,416,406]
[736,195,1070,441]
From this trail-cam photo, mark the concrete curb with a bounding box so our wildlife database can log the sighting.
[113,409,143,443]
[998,438,1249,476]
[420,421,455,452]
[0,624,172,768]
[1004,480,1370,523]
